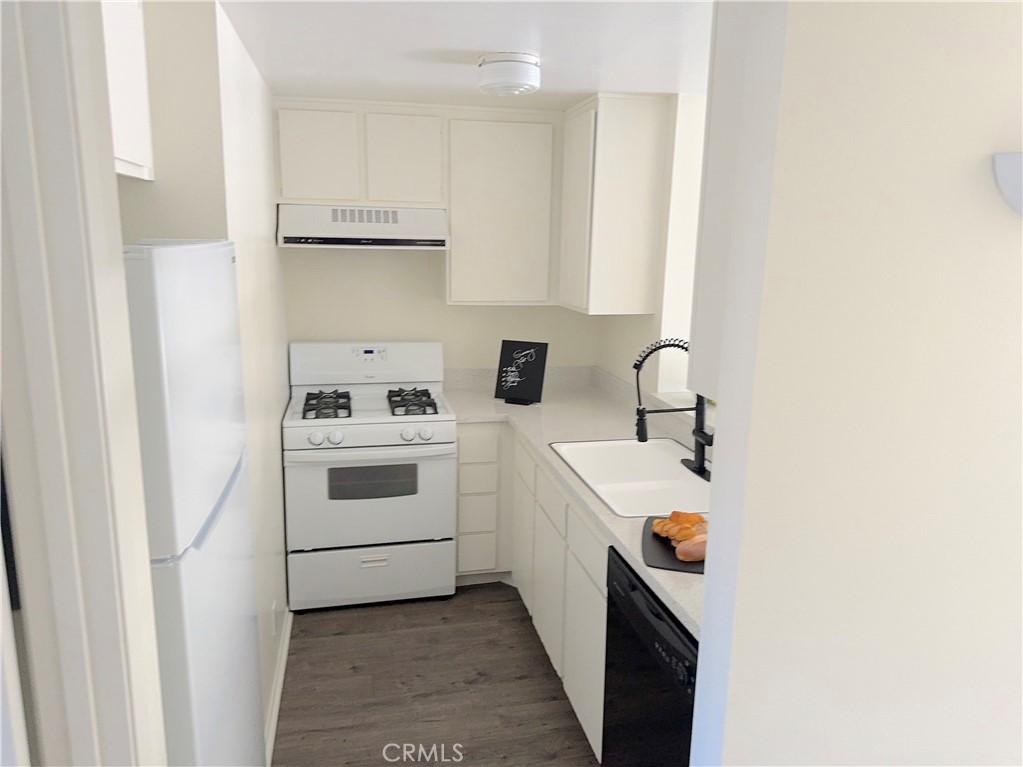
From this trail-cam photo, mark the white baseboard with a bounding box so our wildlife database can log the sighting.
[264,610,293,766]
[456,571,510,587]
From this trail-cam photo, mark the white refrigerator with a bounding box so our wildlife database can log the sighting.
[124,240,264,766]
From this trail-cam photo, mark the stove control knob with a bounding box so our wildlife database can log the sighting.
[308,432,325,446]
[400,427,417,442]
[418,427,434,441]
[327,430,344,445]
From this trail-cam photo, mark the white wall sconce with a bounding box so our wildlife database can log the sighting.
[993,152,1022,215]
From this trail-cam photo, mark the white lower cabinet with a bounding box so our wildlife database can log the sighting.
[506,436,609,762]
[456,423,504,575]
[563,552,608,760]
[512,473,535,614]
[457,533,497,572]
[532,502,567,677]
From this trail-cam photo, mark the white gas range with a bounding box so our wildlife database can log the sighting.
[282,342,457,610]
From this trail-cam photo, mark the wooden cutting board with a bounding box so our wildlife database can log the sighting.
[641,517,704,574]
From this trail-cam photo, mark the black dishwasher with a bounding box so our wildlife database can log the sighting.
[603,547,699,766]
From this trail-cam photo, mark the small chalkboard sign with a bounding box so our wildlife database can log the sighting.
[494,340,548,405]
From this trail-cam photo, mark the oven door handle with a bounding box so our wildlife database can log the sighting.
[283,443,457,465]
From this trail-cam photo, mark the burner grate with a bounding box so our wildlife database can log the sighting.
[387,388,438,417]
[303,390,352,419]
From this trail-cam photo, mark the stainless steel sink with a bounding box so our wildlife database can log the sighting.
[550,438,710,518]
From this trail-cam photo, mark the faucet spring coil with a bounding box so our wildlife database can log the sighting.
[633,338,690,370]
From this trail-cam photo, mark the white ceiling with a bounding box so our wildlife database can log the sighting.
[219,1,714,110]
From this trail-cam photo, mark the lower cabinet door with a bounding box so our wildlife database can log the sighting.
[512,474,535,614]
[457,532,497,573]
[532,504,566,677]
[563,552,607,761]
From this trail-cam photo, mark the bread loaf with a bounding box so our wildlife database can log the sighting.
[669,511,705,526]
[675,534,707,562]
[651,511,708,562]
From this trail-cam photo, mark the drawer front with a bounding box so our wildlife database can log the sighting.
[457,426,500,464]
[535,466,567,536]
[458,494,499,533]
[457,532,498,573]
[459,463,499,494]
[287,540,455,610]
[515,442,536,492]
[568,504,609,595]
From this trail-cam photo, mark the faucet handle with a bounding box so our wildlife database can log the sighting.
[636,407,649,442]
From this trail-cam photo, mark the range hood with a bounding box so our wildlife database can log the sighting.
[277,204,448,250]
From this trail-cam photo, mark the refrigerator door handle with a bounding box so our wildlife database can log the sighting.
[151,454,245,566]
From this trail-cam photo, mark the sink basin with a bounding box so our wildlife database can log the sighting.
[550,438,710,518]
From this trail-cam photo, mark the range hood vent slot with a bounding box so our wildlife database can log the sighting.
[331,208,400,225]
[277,204,447,250]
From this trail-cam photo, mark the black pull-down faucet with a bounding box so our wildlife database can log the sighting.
[633,339,714,481]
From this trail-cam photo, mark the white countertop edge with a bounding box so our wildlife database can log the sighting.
[445,378,705,640]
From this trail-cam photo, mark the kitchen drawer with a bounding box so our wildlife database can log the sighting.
[535,466,567,536]
[568,503,609,595]
[457,425,500,464]
[515,441,536,492]
[458,494,498,533]
[459,463,499,494]
[457,533,497,573]
[287,541,455,610]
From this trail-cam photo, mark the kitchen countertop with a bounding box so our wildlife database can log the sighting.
[444,371,706,640]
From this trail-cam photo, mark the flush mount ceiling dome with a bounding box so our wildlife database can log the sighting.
[477,52,541,96]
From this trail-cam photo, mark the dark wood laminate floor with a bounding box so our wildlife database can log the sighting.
[272,583,600,767]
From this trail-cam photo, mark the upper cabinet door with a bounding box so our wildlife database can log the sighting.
[278,110,360,201]
[558,95,672,316]
[448,120,553,304]
[365,113,444,203]
[559,108,596,312]
[101,0,154,180]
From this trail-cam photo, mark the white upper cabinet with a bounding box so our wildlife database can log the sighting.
[101,0,154,180]
[559,109,595,312]
[276,108,444,204]
[278,110,361,201]
[559,95,673,315]
[448,119,554,304]
[365,113,444,203]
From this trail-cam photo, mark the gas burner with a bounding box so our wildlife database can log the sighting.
[303,390,351,419]
[387,388,438,417]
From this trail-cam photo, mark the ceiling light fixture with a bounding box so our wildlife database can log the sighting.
[477,52,541,96]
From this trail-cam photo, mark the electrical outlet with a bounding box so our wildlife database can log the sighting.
[271,600,278,636]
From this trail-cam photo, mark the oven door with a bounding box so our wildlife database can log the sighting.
[284,443,457,550]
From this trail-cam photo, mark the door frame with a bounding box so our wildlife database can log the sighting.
[1,2,166,764]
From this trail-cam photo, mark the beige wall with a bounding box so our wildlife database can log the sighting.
[282,250,606,369]
[214,4,291,739]
[117,2,227,244]
[698,3,1022,764]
